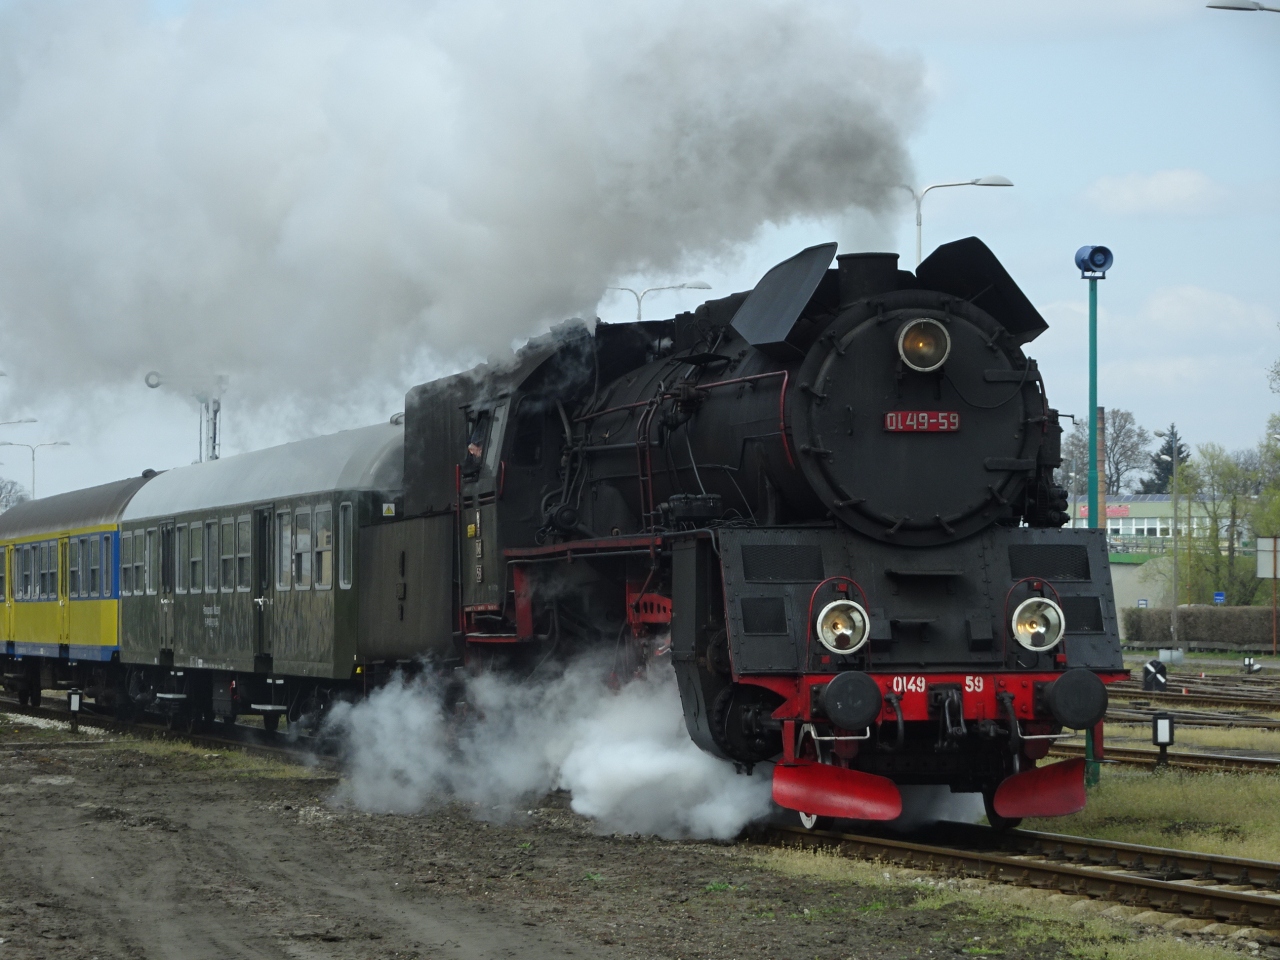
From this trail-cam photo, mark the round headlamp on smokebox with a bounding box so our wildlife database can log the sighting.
[815,599,871,656]
[1010,597,1066,653]
[897,318,951,373]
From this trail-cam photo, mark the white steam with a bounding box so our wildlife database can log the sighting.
[324,657,773,840]
[0,0,921,409]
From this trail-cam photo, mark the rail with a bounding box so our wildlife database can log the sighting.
[757,822,1280,929]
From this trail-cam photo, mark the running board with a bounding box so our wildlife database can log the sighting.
[248,704,288,713]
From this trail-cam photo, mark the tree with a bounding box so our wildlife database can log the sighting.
[1137,423,1190,494]
[1103,409,1151,496]
[1054,419,1089,496]
[0,477,27,511]
[1179,444,1260,607]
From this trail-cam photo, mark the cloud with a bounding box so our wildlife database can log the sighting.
[1084,169,1229,217]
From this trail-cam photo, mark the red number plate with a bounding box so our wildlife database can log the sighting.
[884,411,960,432]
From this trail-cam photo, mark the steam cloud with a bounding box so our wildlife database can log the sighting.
[0,0,921,409]
[324,657,774,840]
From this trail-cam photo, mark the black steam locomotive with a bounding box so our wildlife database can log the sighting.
[391,236,1123,826]
[2,237,1123,828]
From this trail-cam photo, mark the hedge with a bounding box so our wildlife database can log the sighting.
[1121,606,1278,652]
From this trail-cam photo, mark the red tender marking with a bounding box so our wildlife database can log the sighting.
[992,758,1086,819]
[772,763,902,821]
[513,566,534,639]
[625,581,672,629]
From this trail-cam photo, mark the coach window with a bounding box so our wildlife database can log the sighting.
[293,508,312,589]
[205,521,219,592]
[314,505,332,589]
[275,510,292,590]
[338,502,353,589]
[220,519,234,592]
[188,523,202,594]
[145,528,158,595]
[133,529,145,595]
[176,524,188,594]
[21,545,31,599]
[90,536,102,597]
[120,533,132,595]
[78,538,90,596]
[39,542,49,598]
[69,539,80,597]
[236,516,251,591]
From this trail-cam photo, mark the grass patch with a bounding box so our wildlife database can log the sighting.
[755,847,1234,959]
[1028,764,1280,860]
[103,737,325,780]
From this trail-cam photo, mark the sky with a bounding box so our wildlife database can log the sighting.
[0,0,1276,498]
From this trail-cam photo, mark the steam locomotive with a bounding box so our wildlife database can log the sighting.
[1,237,1123,828]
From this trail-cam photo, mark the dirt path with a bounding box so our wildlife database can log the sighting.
[0,717,1244,960]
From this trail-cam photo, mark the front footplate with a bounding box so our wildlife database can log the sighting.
[772,763,903,821]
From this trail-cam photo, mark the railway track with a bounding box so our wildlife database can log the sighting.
[1111,685,1280,712]
[1050,741,1280,773]
[1107,706,1280,730]
[0,697,332,769]
[759,821,1280,930]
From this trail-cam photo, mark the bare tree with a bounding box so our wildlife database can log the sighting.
[1054,410,1151,496]
[1103,409,1151,495]
[0,477,28,511]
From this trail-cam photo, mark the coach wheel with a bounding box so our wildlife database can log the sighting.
[262,713,280,734]
[798,811,834,832]
[27,687,40,708]
[982,790,1022,832]
[17,688,29,707]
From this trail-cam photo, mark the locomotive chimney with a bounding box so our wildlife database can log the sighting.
[836,252,899,307]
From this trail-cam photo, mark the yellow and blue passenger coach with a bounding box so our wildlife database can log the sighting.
[1,476,152,705]
[1,423,413,727]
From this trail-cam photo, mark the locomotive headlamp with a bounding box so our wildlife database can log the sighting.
[816,599,871,655]
[897,318,950,372]
[1010,597,1066,652]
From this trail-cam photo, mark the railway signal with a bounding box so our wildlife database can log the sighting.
[1142,659,1168,693]
[1151,712,1175,766]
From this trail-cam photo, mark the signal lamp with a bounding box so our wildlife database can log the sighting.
[816,599,871,655]
[897,318,951,372]
[1010,597,1066,652]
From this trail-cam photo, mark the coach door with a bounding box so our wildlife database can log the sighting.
[158,521,175,649]
[2,547,11,642]
[57,537,71,643]
[252,507,274,663]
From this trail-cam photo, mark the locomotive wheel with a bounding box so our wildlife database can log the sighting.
[710,684,783,764]
[982,790,1022,831]
[798,811,835,832]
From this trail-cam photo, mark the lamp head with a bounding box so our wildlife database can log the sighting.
[1074,245,1113,278]
[972,175,1013,187]
[1011,596,1066,652]
[681,281,712,290]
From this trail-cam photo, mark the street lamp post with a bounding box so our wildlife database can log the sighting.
[903,176,1014,267]
[0,441,70,499]
[607,281,712,321]
[1157,437,1179,647]
[1075,247,1114,532]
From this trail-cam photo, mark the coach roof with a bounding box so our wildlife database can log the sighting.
[121,423,403,521]
[0,475,153,540]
